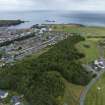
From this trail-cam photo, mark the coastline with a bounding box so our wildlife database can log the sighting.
[0,19,24,27]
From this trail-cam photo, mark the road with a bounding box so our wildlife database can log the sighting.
[80,67,105,105]
[79,45,105,105]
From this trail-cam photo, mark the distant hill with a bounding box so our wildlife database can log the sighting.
[0,20,24,27]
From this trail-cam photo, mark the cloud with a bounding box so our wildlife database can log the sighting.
[0,0,105,11]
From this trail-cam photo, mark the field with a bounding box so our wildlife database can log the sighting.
[63,81,84,105]
[85,73,105,105]
[76,38,100,64]
[52,24,105,105]
[1,24,105,105]
[52,24,105,63]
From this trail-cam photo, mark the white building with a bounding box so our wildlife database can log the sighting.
[11,96,21,105]
[0,90,8,99]
[94,58,105,69]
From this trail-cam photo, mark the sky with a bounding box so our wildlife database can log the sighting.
[0,0,105,11]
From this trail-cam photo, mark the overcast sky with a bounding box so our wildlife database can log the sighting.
[0,0,105,11]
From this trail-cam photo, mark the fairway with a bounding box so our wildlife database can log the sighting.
[85,72,105,105]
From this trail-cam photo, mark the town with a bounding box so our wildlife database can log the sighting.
[0,24,73,105]
[0,24,72,68]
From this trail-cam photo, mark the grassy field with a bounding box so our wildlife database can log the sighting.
[62,81,84,105]
[85,73,105,105]
[52,24,105,105]
[76,38,100,64]
[52,24,105,63]
[52,24,105,37]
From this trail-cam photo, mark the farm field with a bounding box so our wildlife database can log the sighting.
[76,38,100,64]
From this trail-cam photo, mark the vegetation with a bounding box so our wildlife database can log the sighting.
[63,80,84,105]
[52,24,105,63]
[0,20,24,27]
[0,35,92,105]
[85,73,105,105]
[76,38,100,63]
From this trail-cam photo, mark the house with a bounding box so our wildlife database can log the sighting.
[92,58,105,71]
[0,63,5,68]
[94,58,105,69]
[0,90,8,99]
[11,96,21,105]
[39,28,47,34]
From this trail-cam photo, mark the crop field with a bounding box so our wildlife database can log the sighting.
[1,24,105,105]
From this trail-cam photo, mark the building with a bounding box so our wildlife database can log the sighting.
[0,90,8,99]
[11,96,21,105]
[0,63,5,68]
[94,58,105,69]
[91,58,105,71]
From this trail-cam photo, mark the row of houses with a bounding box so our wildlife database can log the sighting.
[0,90,22,105]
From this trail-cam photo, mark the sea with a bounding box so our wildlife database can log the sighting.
[0,11,105,29]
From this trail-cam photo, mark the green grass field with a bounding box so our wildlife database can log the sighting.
[85,73,105,105]
[52,25,105,37]
[52,24,105,105]
[62,81,84,105]
[52,24,105,63]
[76,38,100,64]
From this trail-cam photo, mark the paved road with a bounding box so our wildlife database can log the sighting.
[80,45,105,105]
[80,66,105,105]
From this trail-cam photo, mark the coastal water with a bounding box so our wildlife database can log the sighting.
[0,11,105,29]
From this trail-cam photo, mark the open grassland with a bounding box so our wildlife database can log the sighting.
[76,38,100,64]
[52,24,105,63]
[63,81,84,105]
[52,24,105,37]
[85,73,105,105]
